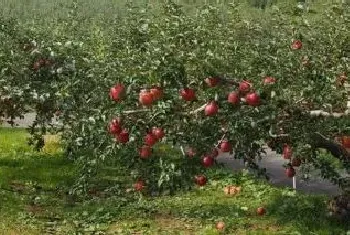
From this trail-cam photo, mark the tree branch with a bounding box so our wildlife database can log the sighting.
[122,109,150,115]
[188,104,206,115]
[310,132,350,161]
[268,128,289,138]
[309,110,349,117]
[215,132,228,148]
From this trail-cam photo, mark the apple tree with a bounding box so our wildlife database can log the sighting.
[0,2,349,197]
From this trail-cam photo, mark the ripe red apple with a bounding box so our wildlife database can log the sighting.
[204,101,219,116]
[139,90,153,106]
[109,83,125,102]
[209,148,219,158]
[150,87,163,101]
[263,77,276,85]
[291,157,302,167]
[108,119,122,135]
[245,92,260,106]
[257,207,266,216]
[116,130,129,144]
[220,141,232,153]
[291,39,302,50]
[202,156,214,168]
[285,167,295,178]
[239,81,251,93]
[139,145,152,159]
[227,91,240,105]
[342,136,350,148]
[194,175,207,186]
[205,77,219,87]
[186,148,196,158]
[180,88,196,101]
[215,221,225,231]
[283,144,293,159]
[151,127,165,140]
[144,133,157,146]
[133,179,145,191]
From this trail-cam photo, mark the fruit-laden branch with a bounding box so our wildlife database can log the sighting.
[269,129,349,162]
[309,132,350,161]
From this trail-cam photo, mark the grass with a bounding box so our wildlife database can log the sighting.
[0,127,349,234]
[0,0,342,23]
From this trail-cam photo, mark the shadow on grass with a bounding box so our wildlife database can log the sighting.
[0,153,76,190]
[266,192,350,233]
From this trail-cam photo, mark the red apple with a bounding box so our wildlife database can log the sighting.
[117,130,129,143]
[150,87,163,101]
[257,207,266,216]
[133,179,145,191]
[342,136,350,148]
[291,39,302,50]
[283,144,292,159]
[291,157,301,167]
[139,90,153,106]
[194,175,207,186]
[204,101,219,116]
[202,156,214,168]
[109,83,125,102]
[180,88,196,101]
[151,127,165,140]
[215,221,225,231]
[245,92,260,106]
[239,81,251,93]
[227,91,240,105]
[144,133,157,146]
[139,145,152,159]
[108,119,122,135]
[263,77,276,85]
[205,77,219,87]
[220,141,232,153]
[285,167,295,178]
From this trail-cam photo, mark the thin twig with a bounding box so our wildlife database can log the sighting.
[215,132,228,148]
[122,109,151,115]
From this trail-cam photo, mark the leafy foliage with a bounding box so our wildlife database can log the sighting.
[0,1,349,195]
